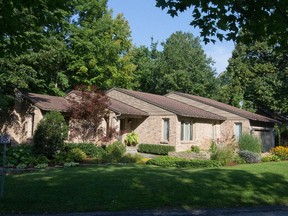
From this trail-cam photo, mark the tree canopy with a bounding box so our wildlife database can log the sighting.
[133,32,218,97]
[218,36,288,115]
[156,0,288,50]
[0,0,136,111]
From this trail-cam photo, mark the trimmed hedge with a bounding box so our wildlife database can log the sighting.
[146,156,222,168]
[138,144,175,155]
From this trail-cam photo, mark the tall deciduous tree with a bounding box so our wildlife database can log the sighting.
[67,0,136,90]
[156,0,288,50]
[0,0,73,110]
[133,32,217,96]
[132,39,161,93]
[218,38,288,115]
[158,31,217,96]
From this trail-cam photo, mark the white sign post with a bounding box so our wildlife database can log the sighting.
[1,135,10,197]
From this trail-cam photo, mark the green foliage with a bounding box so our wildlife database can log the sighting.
[146,156,222,168]
[261,154,281,162]
[270,146,288,160]
[218,37,288,115]
[124,131,139,146]
[210,140,236,166]
[238,150,261,164]
[65,142,105,159]
[156,0,288,50]
[238,133,262,153]
[1,145,49,168]
[119,153,144,164]
[210,147,235,166]
[133,32,218,97]
[191,145,200,153]
[102,141,126,163]
[138,144,175,155]
[33,111,68,159]
[69,148,87,162]
[67,0,136,89]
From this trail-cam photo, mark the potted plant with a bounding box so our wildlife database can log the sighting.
[124,131,139,146]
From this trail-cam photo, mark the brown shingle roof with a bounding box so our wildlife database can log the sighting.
[108,98,148,116]
[113,88,226,121]
[169,92,277,123]
[23,93,71,112]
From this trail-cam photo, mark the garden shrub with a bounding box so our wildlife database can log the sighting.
[69,148,87,162]
[261,154,281,162]
[102,141,126,163]
[238,150,261,163]
[2,145,49,168]
[33,111,68,159]
[210,140,235,166]
[124,131,139,146]
[119,153,144,163]
[210,147,235,166]
[238,133,262,153]
[138,144,175,155]
[270,146,288,160]
[146,156,222,168]
[191,145,200,153]
[65,142,105,159]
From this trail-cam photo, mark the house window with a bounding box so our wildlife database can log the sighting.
[181,121,193,141]
[163,119,170,142]
[235,123,242,141]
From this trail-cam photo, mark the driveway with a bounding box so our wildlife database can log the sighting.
[2,206,288,216]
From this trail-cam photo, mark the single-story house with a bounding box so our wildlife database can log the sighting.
[0,88,277,151]
[166,91,278,151]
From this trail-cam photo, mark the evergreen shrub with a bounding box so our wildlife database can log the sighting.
[138,144,175,155]
[33,111,68,159]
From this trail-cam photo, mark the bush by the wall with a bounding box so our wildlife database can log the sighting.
[69,148,87,162]
[33,111,68,159]
[238,133,262,153]
[146,156,222,168]
[238,150,261,163]
[270,146,288,160]
[102,141,126,163]
[191,145,200,153]
[210,141,235,166]
[138,144,175,155]
[65,142,105,159]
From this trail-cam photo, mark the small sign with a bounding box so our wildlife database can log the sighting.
[0,135,10,144]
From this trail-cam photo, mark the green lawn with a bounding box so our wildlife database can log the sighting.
[1,162,288,214]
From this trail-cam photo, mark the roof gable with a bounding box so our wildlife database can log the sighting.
[108,98,148,116]
[168,92,277,123]
[110,88,225,121]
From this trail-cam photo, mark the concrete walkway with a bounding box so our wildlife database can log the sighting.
[2,206,288,216]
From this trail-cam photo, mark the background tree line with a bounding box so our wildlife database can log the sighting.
[1,0,287,119]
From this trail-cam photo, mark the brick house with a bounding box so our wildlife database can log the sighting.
[166,91,278,151]
[0,88,277,151]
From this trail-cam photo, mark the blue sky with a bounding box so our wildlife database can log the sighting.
[107,0,235,74]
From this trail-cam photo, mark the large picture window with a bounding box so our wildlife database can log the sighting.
[163,119,170,141]
[181,121,193,141]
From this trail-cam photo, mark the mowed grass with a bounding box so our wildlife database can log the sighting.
[1,162,288,214]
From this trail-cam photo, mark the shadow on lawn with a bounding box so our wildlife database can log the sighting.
[1,164,288,213]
